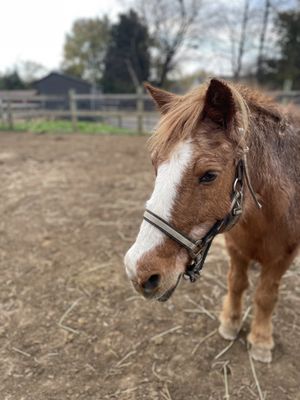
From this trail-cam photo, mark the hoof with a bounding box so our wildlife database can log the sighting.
[247,332,274,363]
[218,323,239,341]
[250,345,272,363]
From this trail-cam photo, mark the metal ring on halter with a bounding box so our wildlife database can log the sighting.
[233,177,243,193]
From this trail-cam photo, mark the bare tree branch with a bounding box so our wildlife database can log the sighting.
[133,0,203,86]
[234,0,250,79]
[257,0,271,77]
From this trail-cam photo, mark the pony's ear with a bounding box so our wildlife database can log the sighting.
[144,83,176,114]
[202,79,236,128]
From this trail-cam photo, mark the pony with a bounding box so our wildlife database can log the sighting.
[124,78,300,363]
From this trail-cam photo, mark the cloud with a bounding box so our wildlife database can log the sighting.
[0,0,122,72]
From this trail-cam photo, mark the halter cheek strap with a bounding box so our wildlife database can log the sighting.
[143,157,261,283]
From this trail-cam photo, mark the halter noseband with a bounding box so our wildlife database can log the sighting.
[143,155,261,282]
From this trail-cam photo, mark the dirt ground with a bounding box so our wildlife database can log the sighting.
[0,132,299,400]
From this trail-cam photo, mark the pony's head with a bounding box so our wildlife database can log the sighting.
[124,78,249,301]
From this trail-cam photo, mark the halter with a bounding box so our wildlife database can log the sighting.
[143,152,262,283]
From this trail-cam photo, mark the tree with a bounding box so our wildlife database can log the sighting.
[201,0,290,81]
[276,9,300,88]
[256,0,271,79]
[17,61,47,84]
[0,71,26,90]
[62,17,110,83]
[134,0,203,87]
[234,0,251,79]
[102,10,150,93]
[209,0,261,80]
[259,8,300,88]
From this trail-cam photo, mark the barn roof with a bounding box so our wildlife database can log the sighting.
[33,72,92,87]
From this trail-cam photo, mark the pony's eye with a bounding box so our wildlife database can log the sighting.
[198,171,218,184]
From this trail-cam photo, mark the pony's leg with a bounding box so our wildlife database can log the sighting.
[219,244,250,340]
[248,257,292,363]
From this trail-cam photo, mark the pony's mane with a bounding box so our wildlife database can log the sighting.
[148,80,272,155]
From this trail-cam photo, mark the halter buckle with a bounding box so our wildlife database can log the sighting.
[233,207,242,216]
[190,240,203,258]
[183,259,202,282]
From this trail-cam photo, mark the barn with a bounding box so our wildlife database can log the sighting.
[33,72,93,110]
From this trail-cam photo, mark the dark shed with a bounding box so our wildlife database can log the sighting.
[33,72,93,110]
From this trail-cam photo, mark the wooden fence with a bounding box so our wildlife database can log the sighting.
[0,89,300,134]
[0,88,158,133]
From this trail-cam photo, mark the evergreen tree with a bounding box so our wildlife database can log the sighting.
[102,10,150,93]
[259,9,300,88]
[0,71,26,90]
[277,10,300,88]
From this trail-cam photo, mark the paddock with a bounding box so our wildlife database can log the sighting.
[0,132,299,399]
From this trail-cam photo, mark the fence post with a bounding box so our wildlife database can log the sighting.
[7,98,14,130]
[0,99,3,126]
[69,89,78,131]
[281,79,292,104]
[117,115,123,129]
[136,86,144,134]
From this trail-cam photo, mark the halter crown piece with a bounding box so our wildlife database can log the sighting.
[143,127,262,282]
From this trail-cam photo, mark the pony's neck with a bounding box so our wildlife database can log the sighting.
[241,101,283,212]
[242,96,297,217]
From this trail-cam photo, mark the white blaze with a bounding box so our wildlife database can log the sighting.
[124,141,193,279]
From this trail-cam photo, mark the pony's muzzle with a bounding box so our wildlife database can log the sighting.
[142,273,161,294]
[124,250,158,296]
[130,272,162,299]
[124,245,183,301]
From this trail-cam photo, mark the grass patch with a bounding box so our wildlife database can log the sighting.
[0,119,136,135]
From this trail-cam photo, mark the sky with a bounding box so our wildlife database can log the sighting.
[0,0,122,74]
[0,0,292,79]
[0,0,237,78]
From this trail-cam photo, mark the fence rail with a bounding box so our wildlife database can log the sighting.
[0,89,299,133]
[0,88,158,133]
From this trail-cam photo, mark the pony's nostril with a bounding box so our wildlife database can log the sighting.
[142,274,160,293]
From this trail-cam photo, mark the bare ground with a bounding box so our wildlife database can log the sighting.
[0,132,299,400]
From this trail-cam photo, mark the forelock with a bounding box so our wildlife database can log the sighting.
[148,80,250,159]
